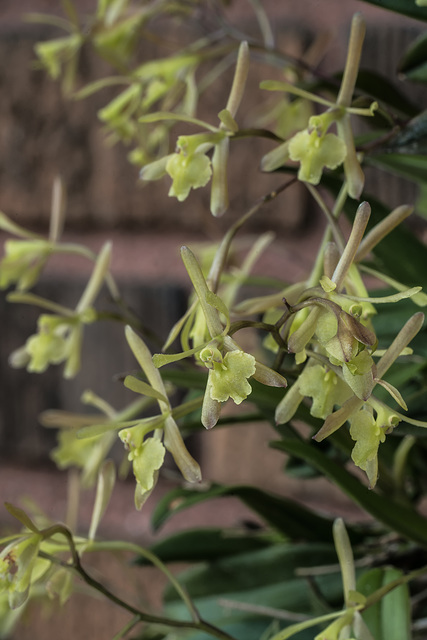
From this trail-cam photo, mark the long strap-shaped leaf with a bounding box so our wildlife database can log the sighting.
[151,483,367,543]
[272,438,427,546]
[359,0,427,21]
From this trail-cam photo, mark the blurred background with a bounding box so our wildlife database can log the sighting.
[0,1,426,636]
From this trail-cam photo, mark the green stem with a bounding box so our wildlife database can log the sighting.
[112,615,141,640]
[305,185,345,252]
[39,533,237,640]
[233,127,283,142]
[393,435,416,499]
[208,177,297,293]
[72,555,235,640]
[88,540,199,623]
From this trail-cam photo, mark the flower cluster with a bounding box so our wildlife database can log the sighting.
[140,41,250,216]
[8,243,111,379]
[152,245,287,430]
[261,14,376,200]
[274,202,426,486]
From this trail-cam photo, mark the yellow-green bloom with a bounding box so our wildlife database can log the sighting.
[288,126,347,185]
[35,34,83,83]
[350,403,400,487]
[124,326,201,508]
[342,349,375,400]
[121,434,165,504]
[51,426,113,489]
[297,364,352,419]
[0,181,68,292]
[44,390,152,488]
[19,309,94,379]
[166,133,223,202]
[0,240,52,291]
[9,242,111,378]
[204,349,257,405]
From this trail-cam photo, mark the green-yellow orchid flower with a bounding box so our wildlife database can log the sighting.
[0,239,53,292]
[200,346,257,405]
[43,390,151,488]
[288,122,347,185]
[0,179,73,292]
[35,33,83,92]
[178,246,286,428]
[166,132,223,202]
[312,313,425,487]
[297,364,353,420]
[124,326,201,509]
[9,242,111,378]
[261,14,375,199]
[275,199,426,485]
[0,533,43,609]
[123,435,166,500]
[349,406,393,488]
[140,41,250,216]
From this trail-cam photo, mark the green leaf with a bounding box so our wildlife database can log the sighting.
[355,69,418,117]
[380,568,411,640]
[164,542,341,603]
[159,543,345,640]
[399,31,427,82]
[358,566,411,640]
[271,438,427,546]
[357,569,384,639]
[366,153,427,185]
[151,483,364,543]
[359,0,427,21]
[134,527,273,565]
[376,111,427,155]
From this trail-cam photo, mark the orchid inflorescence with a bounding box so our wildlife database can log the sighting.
[1,6,427,638]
